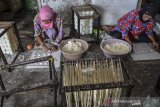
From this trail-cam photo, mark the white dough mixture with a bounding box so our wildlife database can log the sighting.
[104,42,130,54]
[62,40,83,53]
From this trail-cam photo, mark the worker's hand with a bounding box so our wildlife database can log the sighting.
[50,46,58,52]
[124,36,133,52]
[152,41,159,50]
[50,42,59,52]
[124,36,132,45]
[40,44,49,52]
[102,26,113,32]
[134,36,139,40]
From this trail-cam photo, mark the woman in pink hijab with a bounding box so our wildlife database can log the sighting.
[34,5,63,51]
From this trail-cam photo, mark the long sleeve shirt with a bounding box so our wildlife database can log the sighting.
[114,9,154,39]
[34,13,63,44]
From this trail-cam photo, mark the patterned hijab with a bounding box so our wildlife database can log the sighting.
[39,5,54,29]
[139,3,158,23]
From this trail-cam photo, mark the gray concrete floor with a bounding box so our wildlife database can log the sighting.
[0,11,160,107]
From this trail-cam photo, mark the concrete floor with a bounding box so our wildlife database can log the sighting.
[0,11,160,107]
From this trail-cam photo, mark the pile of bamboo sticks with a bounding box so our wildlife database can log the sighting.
[62,58,124,107]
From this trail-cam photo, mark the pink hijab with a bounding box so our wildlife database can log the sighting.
[39,5,54,29]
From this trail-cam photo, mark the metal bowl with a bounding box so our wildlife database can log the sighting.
[59,39,89,60]
[100,38,132,58]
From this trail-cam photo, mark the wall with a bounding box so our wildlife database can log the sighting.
[36,0,90,26]
[91,0,139,26]
[36,0,139,26]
